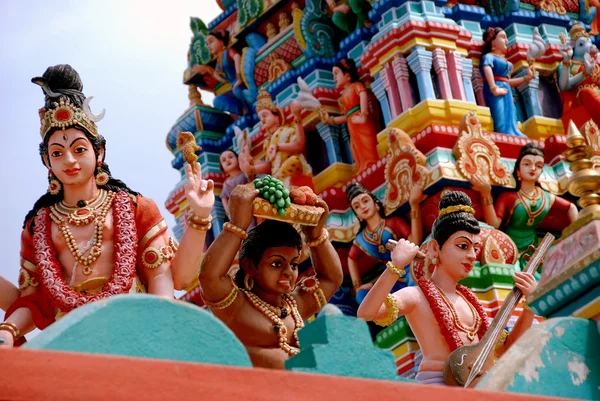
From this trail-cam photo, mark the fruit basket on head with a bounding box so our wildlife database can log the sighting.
[252,175,324,226]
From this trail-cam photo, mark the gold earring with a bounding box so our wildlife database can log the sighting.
[432,256,438,266]
[95,161,110,186]
[244,274,254,291]
[48,170,61,195]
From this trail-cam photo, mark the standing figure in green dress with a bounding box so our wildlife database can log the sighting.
[325,0,373,35]
[469,143,578,268]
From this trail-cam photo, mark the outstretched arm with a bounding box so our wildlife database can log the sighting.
[357,239,420,321]
[199,185,258,306]
[170,162,215,290]
[0,286,37,347]
[295,199,344,318]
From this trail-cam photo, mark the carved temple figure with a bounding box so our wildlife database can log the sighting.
[0,65,215,347]
[220,150,249,218]
[239,91,314,189]
[346,182,424,296]
[320,59,380,174]
[198,184,343,369]
[557,23,600,129]
[358,191,537,384]
[325,0,373,35]
[480,28,534,137]
[193,30,251,115]
[469,142,578,269]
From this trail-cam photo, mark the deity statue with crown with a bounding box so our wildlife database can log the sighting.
[558,23,600,128]
[239,90,313,189]
[0,64,215,347]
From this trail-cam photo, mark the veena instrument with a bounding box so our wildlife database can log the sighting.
[443,232,555,387]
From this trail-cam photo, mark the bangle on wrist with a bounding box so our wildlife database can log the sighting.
[328,116,335,125]
[187,214,212,232]
[490,84,498,91]
[224,222,249,240]
[409,209,420,220]
[0,322,21,341]
[306,228,329,247]
[386,261,406,280]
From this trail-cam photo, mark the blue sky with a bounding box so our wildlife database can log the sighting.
[0,1,221,287]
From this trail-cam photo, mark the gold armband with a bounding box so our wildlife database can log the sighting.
[409,209,420,219]
[306,229,329,247]
[386,261,406,279]
[18,268,39,290]
[0,322,21,340]
[224,222,249,240]
[141,238,177,269]
[201,284,239,310]
[299,276,326,311]
[187,214,213,232]
[374,294,399,327]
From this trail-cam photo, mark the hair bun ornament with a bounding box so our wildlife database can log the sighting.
[484,27,495,42]
[438,205,475,217]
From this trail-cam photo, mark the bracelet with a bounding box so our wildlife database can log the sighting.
[373,294,399,327]
[562,60,571,66]
[386,261,406,279]
[187,214,212,232]
[306,229,329,247]
[0,322,21,340]
[409,209,420,219]
[328,116,335,125]
[294,116,302,125]
[482,194,494,206]
[201,283,239,310]
[224,222,249,240]
[352,280,362,291]
[361,110,369,116]
[189,213,212,225]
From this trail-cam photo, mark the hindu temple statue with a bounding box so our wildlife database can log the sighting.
[219,149,248,218]
[358,191,537,385]
[557,23,600,128]
[325,0,373,35]
[198,184,343,369]
[346,182,423,295]
[469,142,578,268]
[480,28,534,137]
[239,91,314,189]
[194,30,251,115]
[320,59,380,174]
[0,65,215,347]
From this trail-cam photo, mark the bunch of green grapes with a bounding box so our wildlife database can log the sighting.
[253,175,291,216]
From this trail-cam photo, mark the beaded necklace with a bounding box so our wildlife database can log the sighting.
[240,289,304,356]
[517,188,546,226]
[435,285,482,341]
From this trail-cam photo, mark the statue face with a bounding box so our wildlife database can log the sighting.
[46,127,100,188]
[253,246,300,294]
[491,30,508,54]
[350,193,379,221]
[220,150,239,174]
[435,231,480,281]
[206,35,224,55]
[517,154,544,183]
[572,36,593,57]
[332,66,350,89]
[258,109,279,132]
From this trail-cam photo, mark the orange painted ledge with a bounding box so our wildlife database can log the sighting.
[0,348,576,401]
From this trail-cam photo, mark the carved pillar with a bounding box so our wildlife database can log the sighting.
[432,48,452,100]
[372,75,392,126]
[516,72,542,118]
[472,65,486,107]
[392,54,414,112]
[380,62,403,118]
[317,122,345,164]
[211,198,226,236]
[446,51,466,101]
[460,57,475,103]
[407,46,435,102]
[340,125,354,165]
[512,87,525,124]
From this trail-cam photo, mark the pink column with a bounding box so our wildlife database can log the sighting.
[445,51,466,101]
[432,48,452,100]
[381,62,403,118]
[392,54,414,112]
[472,66,486,107]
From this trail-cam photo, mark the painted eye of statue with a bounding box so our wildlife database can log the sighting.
[291,263,299,271]
[456,243,468,250]
[51,150,62,158]
[74,147,87,154]
[270,261,283,268]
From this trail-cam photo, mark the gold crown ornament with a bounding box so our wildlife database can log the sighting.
[569,23,589,42]
[256,89,278,113]
[39,96,107,139]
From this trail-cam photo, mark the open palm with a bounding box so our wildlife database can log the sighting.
[185,162,215,218]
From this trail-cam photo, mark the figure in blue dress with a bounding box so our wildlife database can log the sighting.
[480,28,534,137]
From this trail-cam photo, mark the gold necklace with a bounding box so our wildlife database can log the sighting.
[517,188,547,226]
[49,191,115,275]
[54,190,108,226]
[518,187,540,207]
[436,285,481,341]
[240,289,304,356]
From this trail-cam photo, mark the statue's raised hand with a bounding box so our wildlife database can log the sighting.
[185,162,215,219]
[409,183,426,207]
[584,52,596,74]
[391,239,420,270]
[229,184,259,230]
[470,174,492,196]
[303,197,330,242]
[559,44,573,63]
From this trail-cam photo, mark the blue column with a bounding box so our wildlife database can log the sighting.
[339,125,354,165]
[211,198,226,237]
[461,57,476,104]
[317,122,344,164]
[516,71,542,118]
[371,75,391,126]
[407,46,435,102]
